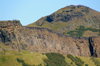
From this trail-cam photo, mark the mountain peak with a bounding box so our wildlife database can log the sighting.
[28,5,100,37]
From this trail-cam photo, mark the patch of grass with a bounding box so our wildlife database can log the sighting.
[17,58,24,63]
[91,57,100,66]
[65,56,77,66]
[67,54,84,66]
[66,25,100,37]
[54,23,65,31]
[0,51,47,66]
[79,56,96,66]
[1,56,6,63]
[14,53,22,56]
[67,26,85,37]
[41,21,52,29]
[67,31,78,36]
[0,55,22,66]
[85,64,88,66]
[17,58,34,66]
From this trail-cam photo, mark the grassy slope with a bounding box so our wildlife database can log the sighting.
[0,51,100,66]
[0,51,47,66]
[65,56,77,66]
[78,56,96,66]
[27,21,67,31]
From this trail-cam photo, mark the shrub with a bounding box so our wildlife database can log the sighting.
[67,54,84,66]
[67,25,100,37]
[17,58,24,63]
[42,53,45,55]
[38,64,42,66]
[79,26,85,31]
[22,62,32,66]
[67,54,75,62]
[17,58,35,66]
[77,30,84,37]
[44,53,70,66]
[85,64,88,66]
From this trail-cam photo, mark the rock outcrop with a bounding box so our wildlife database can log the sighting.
[88,36,100,57]
[0,20,100,57]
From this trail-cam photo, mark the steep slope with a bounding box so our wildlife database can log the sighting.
[27,5,100,37]
[0,20,100,58]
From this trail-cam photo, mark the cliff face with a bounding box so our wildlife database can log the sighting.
[89,37,100,57]
[0,20,100,57]
[0,20,22,52]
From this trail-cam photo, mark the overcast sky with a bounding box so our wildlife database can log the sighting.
[0,0,100,26]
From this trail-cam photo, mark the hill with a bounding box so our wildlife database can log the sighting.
[1,5,100,66]
[27,5,100,37]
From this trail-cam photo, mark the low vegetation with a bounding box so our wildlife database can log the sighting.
[91,57,100,66]
[43,53,70,66]
[17,58,36,66]
[66,26,100,37]
[0,51,47,66]
[67,54,84,66]
[0,51,100,66]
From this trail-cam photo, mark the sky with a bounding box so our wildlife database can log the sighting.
[0,0,100,26]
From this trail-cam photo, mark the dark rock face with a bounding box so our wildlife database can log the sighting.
[88,36,100,57]
[46,15,54,22]
[89,37,94,56]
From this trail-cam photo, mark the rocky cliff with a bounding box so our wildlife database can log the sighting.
[0,20,100,57]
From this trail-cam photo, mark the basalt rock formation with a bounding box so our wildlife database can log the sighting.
[88,36,100,58]
[0,20,100,58]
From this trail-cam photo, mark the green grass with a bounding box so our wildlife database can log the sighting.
[67,54,84,66]
[0,51,47,66]
[66,26,100,37]
[91,57,100,66]
[78,56,96,66]
[65,56,77,66]
[0,51,100,66]
[0,56,6,63]
[53,23,67,31]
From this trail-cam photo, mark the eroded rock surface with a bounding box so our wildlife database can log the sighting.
[0,20,100,57]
